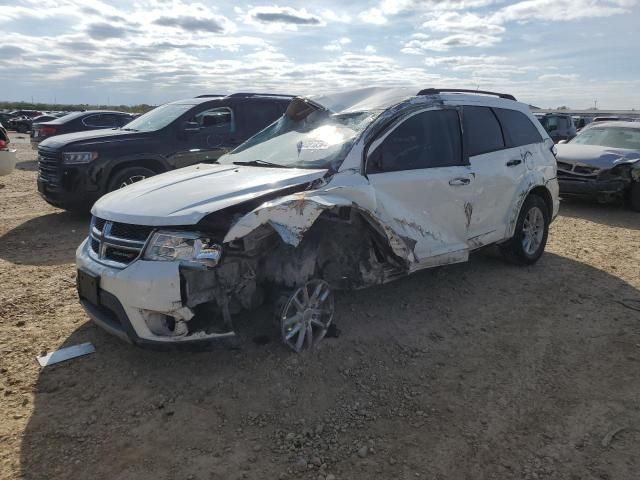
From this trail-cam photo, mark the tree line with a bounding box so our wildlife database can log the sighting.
[0,101,156,114]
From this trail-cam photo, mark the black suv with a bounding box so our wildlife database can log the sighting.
[535,113,577,143]
[37,93,293,210]
[31,111,135,147]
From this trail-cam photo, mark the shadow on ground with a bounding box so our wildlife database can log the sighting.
[0,211,89,266]
[559,197,639,230]
[19,252,640,480]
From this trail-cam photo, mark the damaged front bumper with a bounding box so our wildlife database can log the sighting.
[75,239,238,347]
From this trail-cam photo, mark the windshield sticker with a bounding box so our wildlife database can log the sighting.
[297,140,329,153]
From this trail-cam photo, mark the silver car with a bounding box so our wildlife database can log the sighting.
[556,121,640,211]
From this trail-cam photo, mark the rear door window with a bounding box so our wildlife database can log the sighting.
[245,102,285,137]
[368,109,462,173]
[493,108,543,147]
[462,106,505,156]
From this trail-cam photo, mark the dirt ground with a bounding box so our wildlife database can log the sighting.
[1,133,639,480]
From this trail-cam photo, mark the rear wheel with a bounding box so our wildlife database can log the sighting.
[628,181,640,212]
[501,194,550,265]
[107,166,156,192]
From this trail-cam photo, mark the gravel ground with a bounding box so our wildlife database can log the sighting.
[1,133,639,480]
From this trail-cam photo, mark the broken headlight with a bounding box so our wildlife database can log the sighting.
[143,231,222,267]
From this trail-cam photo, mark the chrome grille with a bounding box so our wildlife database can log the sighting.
[556,160,600,182]
[37,149,61,187]
[89,216,154,268]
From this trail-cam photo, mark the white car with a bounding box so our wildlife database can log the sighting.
[76,88,559,351]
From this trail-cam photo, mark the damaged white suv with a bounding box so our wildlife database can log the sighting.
[76,88,559,351]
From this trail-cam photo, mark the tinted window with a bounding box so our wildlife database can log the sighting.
[494,108,543,147]
[83,114,107,128]
[462,106,504,156]
[189,107,234,132]
[369,109,462,173]
[245,102,284,137]
[115,114,132,127]
[99,114,120,127]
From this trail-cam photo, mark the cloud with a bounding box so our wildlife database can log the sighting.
[246,6,324,28]
[86,23,136,40]
[492,0,637,23]
[364,45,377,54]
[359,8,387,24]
[422,12,505,34]
[0,45,26,58]
[538,73,580,81]
[153,15,228,33]
[323,37,351,52]
[403,33,501,53]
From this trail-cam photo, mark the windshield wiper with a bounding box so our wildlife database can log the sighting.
[120,127,139,132]
[232,159,287,168]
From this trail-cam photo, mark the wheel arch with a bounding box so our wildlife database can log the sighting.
[105,157,169,190]
[506,181,554,239]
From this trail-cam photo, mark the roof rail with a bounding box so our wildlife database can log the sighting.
[194,94,226,98]
[418,88,516,101]
[226,92,295,98]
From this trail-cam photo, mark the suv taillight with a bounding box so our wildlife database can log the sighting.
[40,126,57,136]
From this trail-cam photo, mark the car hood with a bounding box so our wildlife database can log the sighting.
[556,143,640,169]
[92,163,327,226]
[39,128,143,149]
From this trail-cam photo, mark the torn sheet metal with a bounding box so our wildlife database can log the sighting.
[37,342,95,367]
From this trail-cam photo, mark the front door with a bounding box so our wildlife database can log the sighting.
[366,108,473,266]
[173,106,235,168]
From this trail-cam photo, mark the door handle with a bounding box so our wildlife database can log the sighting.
[449,177,471,186]
[506,159,522,167]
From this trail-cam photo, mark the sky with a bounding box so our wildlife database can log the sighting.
[1,0,640,109]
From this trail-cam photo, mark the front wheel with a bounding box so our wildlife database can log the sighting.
[107,166,156,192]
[501,195,550,265]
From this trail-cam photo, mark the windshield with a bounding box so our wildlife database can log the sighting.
[570,127,640,150]
[219,109,379,170]
[122,103,192,132]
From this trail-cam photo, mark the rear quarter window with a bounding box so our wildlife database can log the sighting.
[493,108,543,147]
[462,106,505,157]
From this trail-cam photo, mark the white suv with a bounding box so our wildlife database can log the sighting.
[76,88,559,351]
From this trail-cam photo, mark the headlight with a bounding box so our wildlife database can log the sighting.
[63,151,98,164]
[143,231,222,267]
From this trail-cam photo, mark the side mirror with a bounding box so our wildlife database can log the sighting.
[182,121,200,133]
[557,139,568,144]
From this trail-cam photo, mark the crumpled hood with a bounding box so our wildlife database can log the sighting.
[92,163,327,225]
[556,143,640,169]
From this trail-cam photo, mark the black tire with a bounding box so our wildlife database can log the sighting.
[628,181,640,212]
[501,194,550,265]
[107,166,157,192]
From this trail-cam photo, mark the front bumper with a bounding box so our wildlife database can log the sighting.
[75,239,237,347]
[559,178,627,196]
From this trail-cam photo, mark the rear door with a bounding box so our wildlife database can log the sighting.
[462,106,541,245]
[235,100,287,142]
[366,107,473,265]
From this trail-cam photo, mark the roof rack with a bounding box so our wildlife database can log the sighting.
[194,94,226,98]
[418,88,516,101]
[226,92,295,98]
